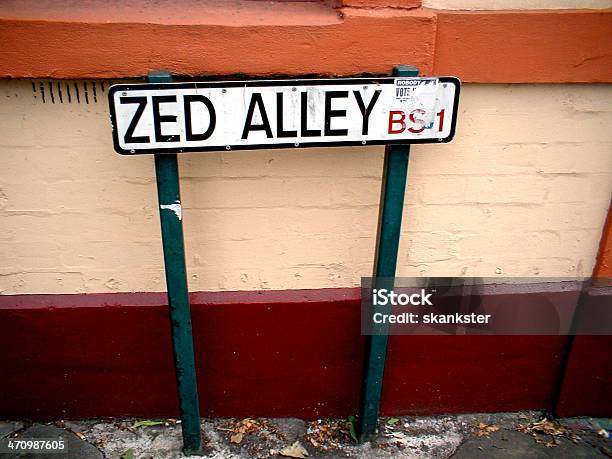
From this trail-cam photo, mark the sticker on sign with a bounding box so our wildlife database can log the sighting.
[108,77,460,154]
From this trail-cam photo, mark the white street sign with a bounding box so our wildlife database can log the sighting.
[108,77,460,154]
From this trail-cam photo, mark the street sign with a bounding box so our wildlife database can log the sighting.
[108,77,460,154]
[115,68,457,453]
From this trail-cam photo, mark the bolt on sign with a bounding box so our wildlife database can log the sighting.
[108,77,460,154]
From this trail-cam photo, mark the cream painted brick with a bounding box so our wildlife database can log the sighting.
[180,147,385,178]
[2,242,63,271]
[181,177,382,209]
[1,81,112,149]
[396,257,592,278]
[411,143,612,176]
[81,268,165,292]
[545,174,612,203]
[451,85,612,145]
[1,103,110,149]
[403,205,491,231]
[187,265,355,291]
[410,145,536,176]
[0,179,158,212]
[184,207,379,241]
[0,271,87,294]
[403,201,609,236]
[454,230,593,261]
[417,175,550,204]
[279,208,379,238]
[481,202,610,232]
[402,231,461,264]
[534,145,612,174]
[185,238,292,270]
[183,209,277,241]
[560,227,606,247]
[186,236,361,270]
[58,240,163,270]
[0,212,161,243]
[1,81,611,294]
[1,146,156,181]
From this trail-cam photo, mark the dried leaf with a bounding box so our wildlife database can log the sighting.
[279,441,309,458]
[477,423,500,437]
[230,432,244,444]
[231,418,261,434]
[531,419,564,436]
[347,416,358,442]
[516,417,577,447]
[131,420,164,429]
[305,418,354,448]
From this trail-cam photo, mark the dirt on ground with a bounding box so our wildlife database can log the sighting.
[1,412,610,458]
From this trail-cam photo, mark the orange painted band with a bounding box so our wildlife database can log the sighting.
[433,9,612,83]
[0,7,611,82]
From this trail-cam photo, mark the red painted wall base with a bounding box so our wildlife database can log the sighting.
[0,287,608,420]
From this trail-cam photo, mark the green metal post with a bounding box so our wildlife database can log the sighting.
[358,65,419,442]
[149,71,202,455]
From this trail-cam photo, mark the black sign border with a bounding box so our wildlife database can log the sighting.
[108,77,461,155]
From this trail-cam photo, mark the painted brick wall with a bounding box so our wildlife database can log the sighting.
[1,81,611,294]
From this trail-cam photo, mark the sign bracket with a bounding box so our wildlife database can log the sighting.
[357,65,419,442]
[149,71,203,455]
